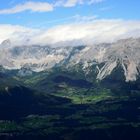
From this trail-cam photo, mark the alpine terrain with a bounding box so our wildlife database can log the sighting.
[0,0,140,139]
[0,37,140,140]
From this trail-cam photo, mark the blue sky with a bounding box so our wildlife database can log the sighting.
[0,0,140,28]
[0,0,140,46]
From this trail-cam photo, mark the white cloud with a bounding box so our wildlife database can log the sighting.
[0,24,39,46]
[34,15,98,28]
[54,0,104,7]
[0,0,105,14]
[0,20,140,47]
[73,14,98,22]
[64,0,83,7]
[0,1,53,14]
[88,0,105,5]
[99,6,112,11]
[37,20,140,46]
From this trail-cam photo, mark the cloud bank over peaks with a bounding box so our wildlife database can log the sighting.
[0,20,140,47]
[0,24,39,46]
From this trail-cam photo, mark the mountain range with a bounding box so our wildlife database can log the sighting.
[0,37,140,82]
[0,37,140,140]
